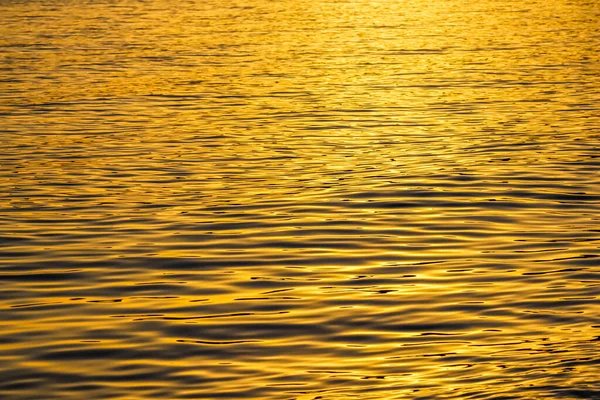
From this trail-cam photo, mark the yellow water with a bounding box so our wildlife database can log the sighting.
[1,0,599,398]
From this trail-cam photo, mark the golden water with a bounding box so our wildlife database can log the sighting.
[1,0,599,398]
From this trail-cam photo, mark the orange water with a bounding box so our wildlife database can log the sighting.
[1,0,599,398]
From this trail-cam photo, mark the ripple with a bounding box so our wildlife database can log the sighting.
[1,0,599,398]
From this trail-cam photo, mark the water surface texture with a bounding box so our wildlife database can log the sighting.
[1,0,600,398]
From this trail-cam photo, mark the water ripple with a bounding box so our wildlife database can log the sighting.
[1,0,599,398]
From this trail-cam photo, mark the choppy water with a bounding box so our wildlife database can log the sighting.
[1,0,600,398]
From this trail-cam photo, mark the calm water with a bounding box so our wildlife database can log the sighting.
[1,0,600,398]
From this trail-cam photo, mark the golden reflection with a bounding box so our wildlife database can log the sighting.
[1,0,599,398]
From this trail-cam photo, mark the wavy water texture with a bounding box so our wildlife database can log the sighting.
[1,0,599,399]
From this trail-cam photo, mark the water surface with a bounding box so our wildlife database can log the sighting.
[1,0,599,398]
